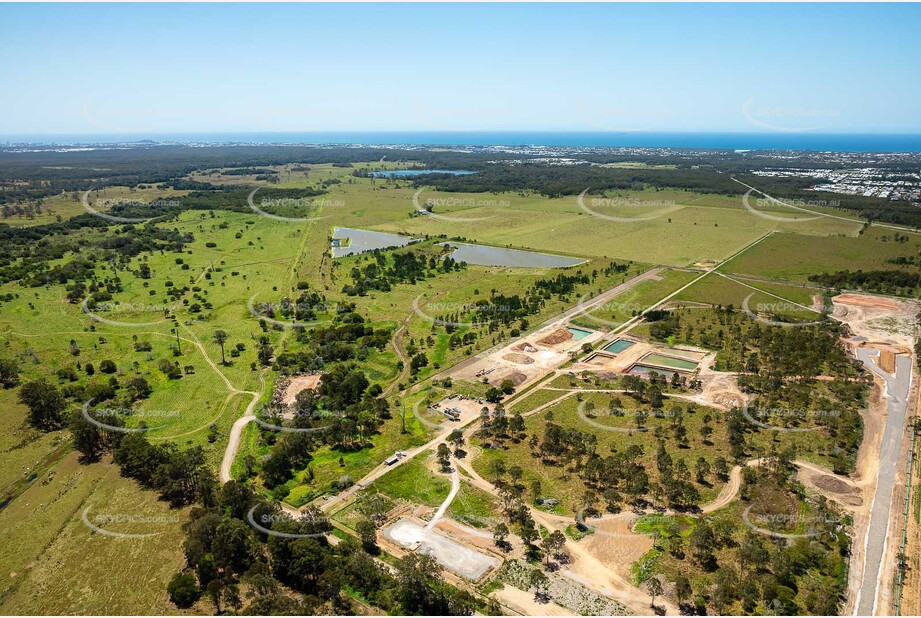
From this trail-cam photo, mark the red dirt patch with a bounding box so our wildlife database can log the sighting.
[280,374,322,405]
[835,294,901,311]
[538,328,573,346]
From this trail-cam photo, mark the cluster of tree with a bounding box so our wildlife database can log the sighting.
[434,267,618,340]
[272,303,391,372]
[257,369,389,492]
[169,481,480,614]
[0,218,194,288]
[653,308,866,472]
[217,167,277,176]
[487,462,568,566]
[0,145,497,206]
[413,164,746,198]
[650,460,847,615]
[341,248,465,296]
[476,403,526,444]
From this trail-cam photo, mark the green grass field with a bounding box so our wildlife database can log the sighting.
[723,227,921,282]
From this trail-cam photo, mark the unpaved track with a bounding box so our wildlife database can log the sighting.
[427,465,460,530]
[381,313,412,398]
[219,389,264,483]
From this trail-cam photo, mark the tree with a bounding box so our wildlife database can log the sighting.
[71,408,121,462]
[448,428,465,451]
[18,379,66,430]
[489,459,506,483]
[520,524,539,548]
[493,522,511,551]
[127,376,152,400]
[695,457,711,484]
[410,352,428,373]
[542,530,566,565]
[357,517,378,552]
[530,479,543,502]
[167,572,200,608]
[529,569,549,601]
[213,330,228,365]
[714,456,730,481]
[689,519,716,568]
[437,442,451,471]
[0,357,20,388]
[647,576,663,609]
[674,574,692,607]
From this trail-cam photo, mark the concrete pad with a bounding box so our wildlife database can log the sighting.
[384,518,498,580]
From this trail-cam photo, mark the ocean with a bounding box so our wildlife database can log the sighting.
[4,131,921,153]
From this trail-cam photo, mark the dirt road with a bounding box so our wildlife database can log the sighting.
[854,349,913,615]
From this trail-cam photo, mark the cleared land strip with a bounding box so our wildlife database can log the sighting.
[854,350,913,615]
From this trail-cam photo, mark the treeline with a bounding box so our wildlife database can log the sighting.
[416,164,744,198]
[808,269,921,296]
[0,145,502,204]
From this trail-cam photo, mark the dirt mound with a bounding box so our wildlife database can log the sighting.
[812,474,858,495]
[711,392,744,408]
[493,371,528,387]
[502,353,535,365]
[539,328,573,346]
[515,342,538,353]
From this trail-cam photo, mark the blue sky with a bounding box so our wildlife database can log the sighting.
[1,3,919,135]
